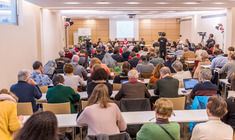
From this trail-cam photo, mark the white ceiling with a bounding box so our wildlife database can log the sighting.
[26,0,233,18]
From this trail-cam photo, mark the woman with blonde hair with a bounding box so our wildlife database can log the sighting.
[0,89,20,140]
[77,84,126,135]
[137,98,180,140]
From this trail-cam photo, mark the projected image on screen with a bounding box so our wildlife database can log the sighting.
[116,21,134,38]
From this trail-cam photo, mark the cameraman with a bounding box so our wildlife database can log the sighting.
[206,33,215,48]
[158,32,168,59]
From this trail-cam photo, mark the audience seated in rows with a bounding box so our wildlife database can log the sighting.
[172,61,192,88]
[180,46,196,61]
[190,69,218,99]
[87,68,112,98]
[136,56,154,74]
[218,52,235,80]
[14,111,67,140]
[0,89,20,140]
[63,63,86,89]
[115,69,151,100]
[113,62,130,83]
[154,67,179,98]
[89,58,111,76]
[10,70,42,112]
[30,61,52,86]
[128,52,139,69]
[46,74,80,113]
[149,63,164,85]
[149,52,164,67]
[137,98,180,140]
[210,49,228,70]
[191,96,233,140]
[71,55,88,80]
[77,84,127,135]
[193,51,211,78]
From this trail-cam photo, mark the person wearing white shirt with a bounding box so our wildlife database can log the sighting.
[191,96,233,140]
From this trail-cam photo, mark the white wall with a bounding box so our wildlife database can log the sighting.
[180,11,227,51]
[180,17,192,42]
[0,0,64,89]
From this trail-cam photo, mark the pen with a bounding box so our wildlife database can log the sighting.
[149,117,155,121]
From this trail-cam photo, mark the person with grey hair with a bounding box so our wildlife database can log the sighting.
[175,45,184,57]
[154,67,179,97]
[71,55,88,80]
[115,69,151,100]
[172,61,192,88]
[55,50,71,74]
[10,70,42,112]
[180,47,196,61]
[190,69,218,99]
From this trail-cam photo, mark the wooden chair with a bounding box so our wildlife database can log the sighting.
[42,102,71,114]
[139,73,153,79]
[113,83,122,91]
[162,96,186,110]
[17,102,33,115]
[81,101,88,110]
[39,86,48,93]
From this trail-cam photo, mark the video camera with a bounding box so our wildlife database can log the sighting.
[198,32,206,36]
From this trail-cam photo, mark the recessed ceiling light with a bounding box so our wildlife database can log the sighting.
[126,2,140,4]
[213,2,224,4]
[183,2,200,4]
[95,1,111,4]
[155,2,168,4]
[64,2,80,5]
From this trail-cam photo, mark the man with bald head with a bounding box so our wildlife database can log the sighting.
[115,69,151,100]
[154,67,179,98]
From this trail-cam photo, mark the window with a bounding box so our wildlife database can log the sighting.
[0,0,17,24]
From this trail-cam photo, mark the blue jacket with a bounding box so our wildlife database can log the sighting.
[10,81,42,112]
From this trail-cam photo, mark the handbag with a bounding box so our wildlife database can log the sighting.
[157,124,175,140]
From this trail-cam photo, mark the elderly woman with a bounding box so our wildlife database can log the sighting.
[190,69,218,99]
[46,74,80,113]
[0,89,20,140]
[172,60,192,88]
[137,98,180,140]
[191,96,233,140]
[193,51,211,78]
[77,84,126,135]
[63,63,86,89]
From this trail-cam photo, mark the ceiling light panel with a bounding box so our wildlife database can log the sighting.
[64,2,80,5]
[95,1,111,4]
[125,2,140,4]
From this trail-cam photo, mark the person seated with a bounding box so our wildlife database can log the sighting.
[71,55,88,80]
[222,74,235,130]
[63,63,86,89]
[55,50,71,73]
[180,46,196,61]
[137,98,180,140]
[195,44,207,60]
[69,45,77,55]
[140,47,149,57]
[115,69,151,100]
[94,48,104,61]
[102,51,117,68]
[210,50,228,70]
[46,74,80,113]
[139,38,146,49]
[15,111,67,140]
[175,45,184,58]
[164,55,176,73]
[193,51,211,78]
[122,47,130,62]
[10,70,42,112]
[112,47,123,62]
[136,56,154,74]
[87,68,112,98]
[30,61,52,86]
[113,62,130,83]
[172,61,192,88]
[149,63,165,85]
[190,69,218,99]
[217,52,235,81]
[78,49,89,68]
[128,52,139,69]
[149,53,164,67]
[64,48,73,60]
[191,96,233,140]
[154,67,179,98]
[0,89,20,140]
[89,58,111,76]
[131,38,136,45]
[77,84,127,135]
